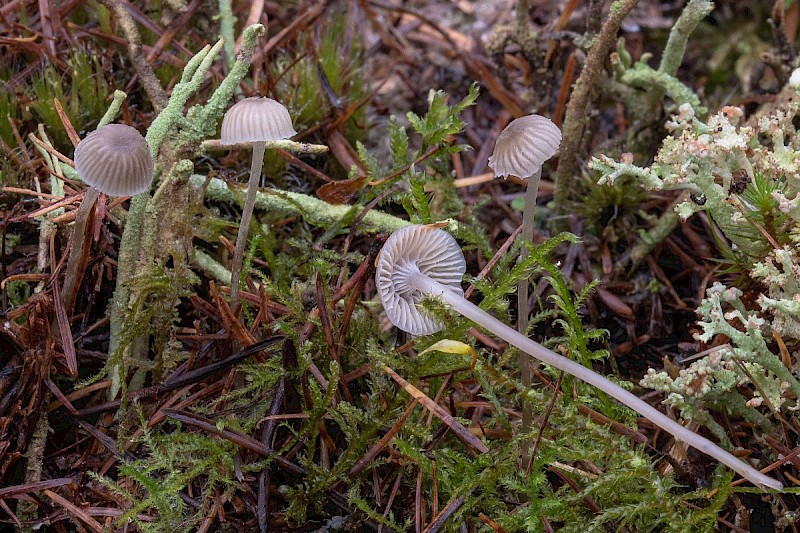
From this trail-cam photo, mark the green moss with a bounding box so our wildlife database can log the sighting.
[0,72,20,147]
[270,11,368,149]
[28,48,112,148]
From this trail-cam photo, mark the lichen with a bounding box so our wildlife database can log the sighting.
[601,91,800,434]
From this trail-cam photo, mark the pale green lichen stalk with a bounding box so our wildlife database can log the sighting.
[107,24,266,398]
[98,90,127,128]
[218,0,236,68]
[200,138,331,155]
[191,175,437,235]
[30,127,65,293]
[657,0,714,78]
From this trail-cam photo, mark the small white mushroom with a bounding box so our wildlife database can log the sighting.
[488,114,561,333]
[488,114,562,429]
[375,224,783,491]
[488,115,562,181]
[220,96,297,311]
[62,124,153,311]
[375,225,466,335]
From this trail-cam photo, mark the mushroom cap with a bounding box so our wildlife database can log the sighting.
[74,124,154,197]
[220,97,297,145]
[375,225,466,335]
[488,114,562,179]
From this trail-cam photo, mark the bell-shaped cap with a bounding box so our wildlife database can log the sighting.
[220,97,297,145]
[74,124,154,196]
[375,225,466,335]
[488,114,561,179]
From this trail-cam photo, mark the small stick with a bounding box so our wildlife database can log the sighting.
[53,98,81,147]
[554,0,641,208]
[383,364,488,454]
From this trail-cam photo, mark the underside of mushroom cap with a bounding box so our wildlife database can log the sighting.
[220,96,297,145]
[375,225,466,335]
[74,124,154,197]
[488,114,562,179]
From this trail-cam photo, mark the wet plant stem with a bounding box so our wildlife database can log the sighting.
[230,140,265,312]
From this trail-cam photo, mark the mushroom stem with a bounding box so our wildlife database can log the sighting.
[61,187,102,312]
[518,168,541,457]
[517,167,541,336]
[230,139,266,311]
[407,269,783,491]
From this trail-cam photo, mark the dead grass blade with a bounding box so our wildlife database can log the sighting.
[0,478,73,498]
[44,489,104,533]
[421,495,465,533]
[209,281,258,348]
[53,98,80,147]
[51,280,78,376]
[383,364,488,454]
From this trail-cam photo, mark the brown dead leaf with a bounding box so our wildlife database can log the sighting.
[316,175,368,205]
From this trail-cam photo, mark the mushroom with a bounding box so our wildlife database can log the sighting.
[62,124,154,311]
[488,114,562,439]
[220,96,297,311]
[488,114,561,335]
[375,224,783,490]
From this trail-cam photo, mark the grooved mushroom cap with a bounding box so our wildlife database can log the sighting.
[488,114,562,179]
[375,225,466,335]
[74,124,154,197]
[220,97,297,145]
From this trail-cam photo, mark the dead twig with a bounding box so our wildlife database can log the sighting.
[554,0,641,209]
[383,364,489,454]
[103,0,168,110]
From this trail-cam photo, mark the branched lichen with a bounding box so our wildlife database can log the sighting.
[603,82,800,441]
[591,102,797,255]
[611,0,713,130]
[642,282,798,437]
[108,24,266,395]
[618,63,707,116]
[183,24,266,145]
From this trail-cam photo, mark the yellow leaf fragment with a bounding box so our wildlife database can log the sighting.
[418,339,477,369]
